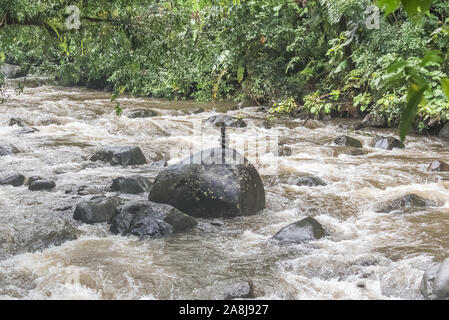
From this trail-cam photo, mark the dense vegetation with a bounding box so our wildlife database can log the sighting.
[1,0,448,138]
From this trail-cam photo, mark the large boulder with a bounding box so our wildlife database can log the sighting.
[110,176,151,194]
[73,197,120,224]
[1,64,24,79]
[0,144,19,156]
[377,194,440,213]
[28,180,56,191]
[372,136,404,150]
[439,122,449,140]
[428,160,449,172]
[273,217,327,244]
[90,146,147,166]
[127,109,159,119]
[148,147,265,218]
[334,135,362,148]
[206,114,247,128]
[0,174,25,187]
[110,201,197,238]
[421,258,449,300]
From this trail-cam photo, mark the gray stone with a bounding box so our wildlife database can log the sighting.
[0,144,19,156]
[377,194,440,213]
[334,135,362,148]
[206,114,247,128]
[110,201,197,238]
[127,109,159,118]
[9,117,27,127]
[372,136,404,150]
[28,180,56,191]
[90,146,147,166]
[355,114,386,129]
[273,217,327,244]
[110,176,151,194]
[439,122,449,140]
[428,160,449,172]
[421,258,449,300]
[149,148,265,219]
[0,174,25,187]
[287,175,327,187]
[73,197,120,224]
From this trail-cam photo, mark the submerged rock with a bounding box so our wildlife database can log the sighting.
[377,194,440,213]
[334,135,362,148]
[110,201,197,238]
[206,114,247,128]
[428,160,449,172]
[9,117,27,127]
[76,185,104,196]
[73,197,120,224]
[127,109,159,118]
[28,180,56,191]
[149,147,265,219]
[223,281,255,300]
[372,136,404,150]
[17,126,39,134]
[0,144,19,156]
[90,146,147,166]
[287,175,327,187]
[355,114,386,129]
[24,176,43,186]
[421,258,449,300]
[273,217,327,244]
[110,176,151,194]
[0,174,25,187]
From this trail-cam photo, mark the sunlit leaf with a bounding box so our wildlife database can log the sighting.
[377,0,401,15]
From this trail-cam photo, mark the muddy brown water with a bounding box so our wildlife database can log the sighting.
[1,78,449,299]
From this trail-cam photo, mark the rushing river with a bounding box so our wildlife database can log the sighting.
[1,78,449,300]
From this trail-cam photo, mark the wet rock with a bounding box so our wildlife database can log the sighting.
[428,160,449,172]
[345,148,364,156]
[1,64,24,79]
[372,136,404,150]
[0,144,19,156]
[206,114,247,128]
[0,174,25,187]
[421,258,449,300]
[110,176,151,194]
[90,146,147,166]
[149,147,265,219]
[17,126,39,134]
[24,176,43,186]
[76,185,104,196]
[223,281,255,300]
[287,175,327,187]
[127,109,159,118]
[377,194,440,213]
[28,180,56,191]
[439,122,449,140]
[334,135,362,148]
[110,201,197,238]
[73,197,120,224]
[355,114,386,129]
[9,117,27,127]
[273,217,327,244]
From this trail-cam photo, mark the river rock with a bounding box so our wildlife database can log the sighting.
[334,135,362,148]
[0,174,25,187]
[206,114,247,128]
[427,160,449,172]
[127,109,159,118]
[0,144,19,156]
[1,64,23,79]
[421,258,449,300]
[24,176,43,186]
[372,136,404,150]
[28,180,56,191]
[76,185,104,196]
[439,122,449,140]
[90,146,147,166]
[223,281,255,300]
[355,114,386,129]
[73,197,120,224]
[287,175,327,187]
[110,201,197,238]
[377,194,440,213]
[110,176,151,194]
[9,117,27,127]
[17,126,39,135]
[148,147,265,218]
[273,217,327,244]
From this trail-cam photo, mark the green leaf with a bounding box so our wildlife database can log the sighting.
[421,50,442,67]
[400,0,434,17]
[377,0,401,15]
[442,79,449,101]
[399,83,427,142]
